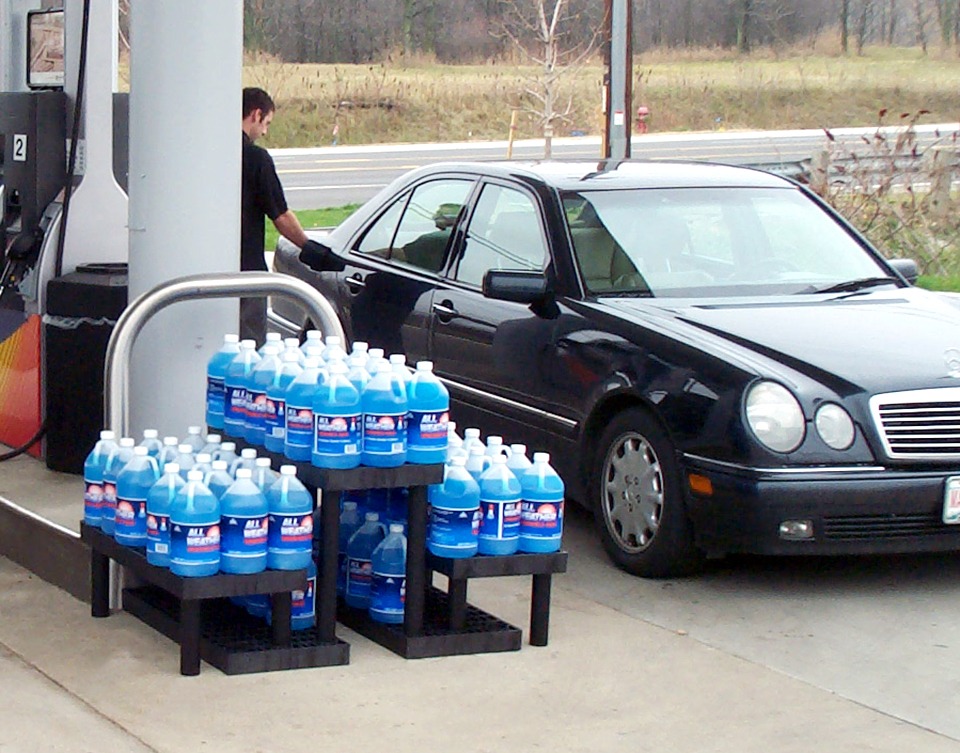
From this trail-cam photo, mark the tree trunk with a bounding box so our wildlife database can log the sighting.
[841,0,850,53]
[736,0,753,53]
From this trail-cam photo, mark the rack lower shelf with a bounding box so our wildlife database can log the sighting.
[336,587,522,659]
[123,585,349,675]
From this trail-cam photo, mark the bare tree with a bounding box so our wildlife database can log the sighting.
[841,0,851,52]
[915,0,932,51]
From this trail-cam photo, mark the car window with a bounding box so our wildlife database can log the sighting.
[455,184,546,287]
[355,179,472,273]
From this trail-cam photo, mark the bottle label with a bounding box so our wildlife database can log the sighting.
[146,513,170,554]
[292,573,317,620]
[370,571,406,618]
[408,410,449,450]
[207,375,226,416]
[221,514,269,556]
[170,522,221,566]
[115,496,147,534]
[314,413,361,457]
[346,556,374,600]
[363,412,407,455]
[268,514,313,553]
[285,404,314,450]
[246,388,269,431]
[520,499,564,539]
[225,383,249,423]
[429,506,480,550]
[84,481,103,519]
[265,396,286,439]
[478,498,521,542]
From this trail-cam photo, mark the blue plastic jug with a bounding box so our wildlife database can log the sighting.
[344,512,386,609]
[337,500,363,595]
[291,559,317,630]
[267,465,314,570]
[264,349,303,453]
[219,468,269,574]
[183,425,206,453]
[299,330,323,357]
[200,434,222,457]
[322,335,348,363]
[204,459,235,499]
[157,436,180,470]
[115,446,160,546]
[519,452,565,553]
[360,360,408,467]
[212,440,238,469]
[258,331,283,356]
[428,456,480,558]
[101,437,135,536]
[244,344,281,446]
[346,354,371,395]
[477,455,522,556]
[173,444,196,480]
[312,360,362,469]
[465,444,489,482]
[169,470,221,577]
[229,447,259,477]
[223,339,261,437]
[83,430,118,528]
[406,360,449,465]
[138,429,163,459]
[191,453,213,482]
[146,463,185,567]
[252,457,279,493]
[506,443,533,476]
[369,523,407,624]
[284,356,323,462]
[206,333,240,429]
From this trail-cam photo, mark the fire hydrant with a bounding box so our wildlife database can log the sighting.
[636,105,650,134]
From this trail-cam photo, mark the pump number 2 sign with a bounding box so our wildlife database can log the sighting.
[12,134,27,162]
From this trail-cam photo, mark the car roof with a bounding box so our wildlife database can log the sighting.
[410,159,796,191]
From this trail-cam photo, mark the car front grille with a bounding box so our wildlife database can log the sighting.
[823,512,949,540]
[869,387,960,461]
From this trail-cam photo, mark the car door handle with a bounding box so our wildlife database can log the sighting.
[345,274,365,293]
[433,300,458,321]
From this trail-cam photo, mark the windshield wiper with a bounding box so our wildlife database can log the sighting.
[804,276,900,295]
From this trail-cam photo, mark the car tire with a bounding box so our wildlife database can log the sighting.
[592,407,703,578]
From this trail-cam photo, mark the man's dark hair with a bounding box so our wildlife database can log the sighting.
[243,87,275,119]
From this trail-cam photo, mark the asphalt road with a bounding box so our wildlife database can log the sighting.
[273,123,959,210]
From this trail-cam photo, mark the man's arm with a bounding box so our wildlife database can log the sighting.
[272,210,310,248]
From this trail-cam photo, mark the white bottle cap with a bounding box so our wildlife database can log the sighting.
[510,443,527,455]
[284,337,301,349]
[369,348,385,360]
[266,332,282,342]
[143,428,158,439]
[389,353,406,364]
[416,360,434,371]
[165,463,180,474]
[325,335,341,346]
[235,468,253,479]
[212,460,228,470]
[365,512,380,521]
[221,442,236,451]
[389,523,404,534]
[256,457,272,468]
[187,469,204,482]
[240,339,256,349]
[533,452,551,464]
[305,330,322,341]
[343,500,358,510]
[464,427,481,439]
[352,341,369,353]
[120,437,136,447]
[205,434,220,443]
[195,453,212,464]
[100,430,116,440]
[280,465,297,476]
[187,426,202,436]
[487,436,503,447]
[133,446,148,456]
[241,448,257,459]
[224,333,240,344]
[163,436,178,446]
[177,444,193,453]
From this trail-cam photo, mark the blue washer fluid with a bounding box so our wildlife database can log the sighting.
[519,452,565,553]
[146,463,185,567]
[267,465,314,570]
[115,446,160,546]
[138,429,163,459]
[169,470,221,577]
[268,559,317,630]
[204,459,234,499]
[406,361,449,465]
[337,500,363,596]
[264,349,303,454]
[219,468,269,574]
[428,456,480,558]
[244,344,281,447]
[477,455,522,556]
[223,339,261,437]
[345,512,386,609]
[157,436,180,470]
[284,356,323,462]
[206,333,240,429]
[360,360,408,467]
[101,437,135,536]
[369,523,407,624]
[253,457,279,493]
[83,430,118,528]
[312,360,361,469]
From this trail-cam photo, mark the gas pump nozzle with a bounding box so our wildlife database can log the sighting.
[1,225,44,302]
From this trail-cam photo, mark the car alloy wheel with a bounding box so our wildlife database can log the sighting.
[593,407,703,578]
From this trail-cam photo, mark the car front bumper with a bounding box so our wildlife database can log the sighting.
[681,455,960,558]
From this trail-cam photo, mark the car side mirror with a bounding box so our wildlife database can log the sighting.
[483,269,549,304]
[888,258,919,285]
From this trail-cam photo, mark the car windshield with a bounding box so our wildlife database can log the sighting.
[563,186,893,298]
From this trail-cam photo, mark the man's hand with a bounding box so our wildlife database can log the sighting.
[300,239,346,272]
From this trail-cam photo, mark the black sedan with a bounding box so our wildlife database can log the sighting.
[272,159,960,578]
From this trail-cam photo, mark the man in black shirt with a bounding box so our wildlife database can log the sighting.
[241,87,341,341]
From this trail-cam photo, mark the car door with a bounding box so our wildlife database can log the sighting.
[429,180,567,452]
[338,177,475,360]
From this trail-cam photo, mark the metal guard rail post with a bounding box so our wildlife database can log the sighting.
[104,271,345,436]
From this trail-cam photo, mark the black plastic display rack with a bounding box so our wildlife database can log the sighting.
[81,523,349,675]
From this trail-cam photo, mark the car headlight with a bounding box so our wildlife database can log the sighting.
[745,381,805,453]
[814,403,855,450]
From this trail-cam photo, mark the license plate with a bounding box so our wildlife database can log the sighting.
[943,476,960,524]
